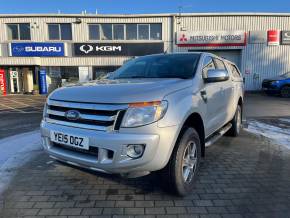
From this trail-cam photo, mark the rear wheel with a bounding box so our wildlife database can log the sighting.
[161,127,201,196]
[281,86,290,98]
[227,105,242,137]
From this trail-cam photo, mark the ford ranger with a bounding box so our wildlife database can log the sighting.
[41,53,244,196]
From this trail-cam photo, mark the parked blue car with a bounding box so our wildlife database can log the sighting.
[262,72,290,97]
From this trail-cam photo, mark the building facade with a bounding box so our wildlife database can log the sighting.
[0,13,290,94]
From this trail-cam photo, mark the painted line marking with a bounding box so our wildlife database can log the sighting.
[0,103,26,113]
[5,98,42,110]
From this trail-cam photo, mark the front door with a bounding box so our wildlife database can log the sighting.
[201,56,226,136]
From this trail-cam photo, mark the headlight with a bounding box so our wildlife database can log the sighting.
[43,103,48,121]
[121,100,168,128]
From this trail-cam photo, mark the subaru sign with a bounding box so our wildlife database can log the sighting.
[74,43,164,56]
[10,42,65,57]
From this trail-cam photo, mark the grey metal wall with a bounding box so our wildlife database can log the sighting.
[0,15,172,67]
[174,14,290,90]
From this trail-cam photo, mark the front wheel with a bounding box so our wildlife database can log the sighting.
[161,127,201,196]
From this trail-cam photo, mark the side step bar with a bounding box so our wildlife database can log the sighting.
[205,123,232,147]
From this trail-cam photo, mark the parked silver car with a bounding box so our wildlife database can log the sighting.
[41,53,244,196]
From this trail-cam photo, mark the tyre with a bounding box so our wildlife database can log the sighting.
[227,105,242,137]
[281,86,290,98]
[161,127,201,196]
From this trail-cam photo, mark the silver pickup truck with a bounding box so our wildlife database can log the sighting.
[41,52,244,196]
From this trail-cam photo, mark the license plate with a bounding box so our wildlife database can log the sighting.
[50,131,89,150]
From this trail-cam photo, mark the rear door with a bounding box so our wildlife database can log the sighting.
[213,58,233,125]
[227,63,244,120]
[202,56,225,136]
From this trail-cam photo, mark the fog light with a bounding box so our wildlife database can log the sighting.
[126,144,145,159]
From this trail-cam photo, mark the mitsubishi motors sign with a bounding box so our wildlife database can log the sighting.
[176,31,246,47]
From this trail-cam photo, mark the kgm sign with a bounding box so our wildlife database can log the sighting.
[10,43,65,57]
[74,43,164,56]
[79,44,122,54]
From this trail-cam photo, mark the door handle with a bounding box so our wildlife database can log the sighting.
[200,90,207,102]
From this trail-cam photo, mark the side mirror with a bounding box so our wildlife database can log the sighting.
[204,69,229,83]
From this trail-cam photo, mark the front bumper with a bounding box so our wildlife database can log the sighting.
[40,121,179,174]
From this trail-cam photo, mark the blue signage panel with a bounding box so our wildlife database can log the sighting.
[11,42,65,57]
[38,69,48,95]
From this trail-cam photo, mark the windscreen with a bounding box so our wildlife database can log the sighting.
[112,54,200,79]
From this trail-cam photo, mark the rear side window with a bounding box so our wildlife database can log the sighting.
[202,56,215,78]
[214,58,227,70]
[230,64,241,79]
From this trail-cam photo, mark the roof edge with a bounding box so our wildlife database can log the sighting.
[0,12,290,18]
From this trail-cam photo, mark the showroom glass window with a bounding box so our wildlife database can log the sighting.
[138,24,149,40]
[150,24,162,40]
[88,24,100,40]
[7,23,31,40]
[126,24,137,40]
[88,23,162,41]
[100,24,112,40]
[113,24,125,40]
[48,23,72,40]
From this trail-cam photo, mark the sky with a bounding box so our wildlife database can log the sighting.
[0,0,289,14]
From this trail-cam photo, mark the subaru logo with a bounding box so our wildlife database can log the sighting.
[13,46,25,52]
[65,110,80,121]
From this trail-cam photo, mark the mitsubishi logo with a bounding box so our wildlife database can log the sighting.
[179,34,188,42]
[80,45,94,54]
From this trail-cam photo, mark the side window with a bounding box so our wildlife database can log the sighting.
[231,65,241,78]
[214,58,227,70]
[202,56,215,78]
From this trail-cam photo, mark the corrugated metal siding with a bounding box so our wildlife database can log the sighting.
[0,16,172,69]
[174,15,290,90]
[2,14,290,90]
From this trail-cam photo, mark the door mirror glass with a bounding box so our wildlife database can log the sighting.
[204,69,229,83]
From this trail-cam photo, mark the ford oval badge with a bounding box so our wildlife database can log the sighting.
[65,110,80,121]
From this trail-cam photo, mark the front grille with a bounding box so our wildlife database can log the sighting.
[46,99,128,131]
[53,142,99,157]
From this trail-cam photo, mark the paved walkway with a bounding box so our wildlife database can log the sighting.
[1,93,290,217]
[1,131,290,218]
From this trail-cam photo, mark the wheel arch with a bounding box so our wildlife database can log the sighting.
[238,96,243,117]
[180,112,205,157]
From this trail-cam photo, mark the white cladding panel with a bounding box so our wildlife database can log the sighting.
[1,14,290,90]
[174,15,290,90]
[0,15,172,67]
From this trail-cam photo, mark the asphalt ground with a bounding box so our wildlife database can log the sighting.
[0,95,45,139]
